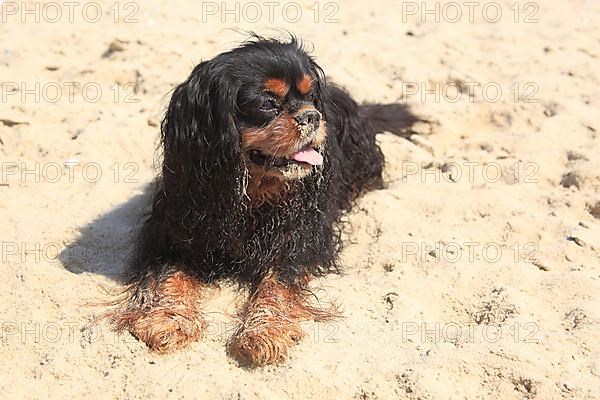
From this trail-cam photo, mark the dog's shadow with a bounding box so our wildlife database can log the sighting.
[59,185,152,284]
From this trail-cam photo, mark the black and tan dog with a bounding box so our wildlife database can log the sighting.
[109,35,416,366]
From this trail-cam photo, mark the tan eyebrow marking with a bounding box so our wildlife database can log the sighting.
[264,78,289,97]
[297,74,313,95]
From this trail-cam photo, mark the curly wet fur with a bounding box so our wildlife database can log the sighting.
[108,35,416,360]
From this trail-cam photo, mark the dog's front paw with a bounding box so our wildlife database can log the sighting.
[228,321,304,366]
[124,309,205,353]
[108,270,205,353]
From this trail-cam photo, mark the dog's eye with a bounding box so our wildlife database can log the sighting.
[260,98,280,113]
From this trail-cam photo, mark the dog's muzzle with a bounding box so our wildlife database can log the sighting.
[294,109,321,131]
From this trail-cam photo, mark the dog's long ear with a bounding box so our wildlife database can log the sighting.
[160,60,246,245]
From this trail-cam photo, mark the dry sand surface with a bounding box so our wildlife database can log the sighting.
[1,0,600,398]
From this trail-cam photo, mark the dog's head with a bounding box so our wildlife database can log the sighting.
[159,36,330,218]
[162,37,327,194]
[234,40,327,181]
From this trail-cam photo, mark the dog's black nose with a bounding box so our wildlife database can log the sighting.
[295,110,321,130]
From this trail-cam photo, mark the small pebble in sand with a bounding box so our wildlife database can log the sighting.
[102,39,128,58]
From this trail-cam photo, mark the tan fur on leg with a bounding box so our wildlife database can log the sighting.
[108,270,205,353]
[228,272,338,366]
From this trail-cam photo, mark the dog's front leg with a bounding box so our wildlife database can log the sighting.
[108,266,206,353]
[227,271,337,366]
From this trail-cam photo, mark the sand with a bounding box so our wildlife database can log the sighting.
[1,0,599,398]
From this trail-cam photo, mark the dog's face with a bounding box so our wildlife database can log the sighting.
[234,49,327,181]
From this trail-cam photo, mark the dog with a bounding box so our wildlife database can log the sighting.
[109,36,416,366]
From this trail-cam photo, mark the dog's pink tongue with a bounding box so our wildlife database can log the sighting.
[290,148,323,166]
